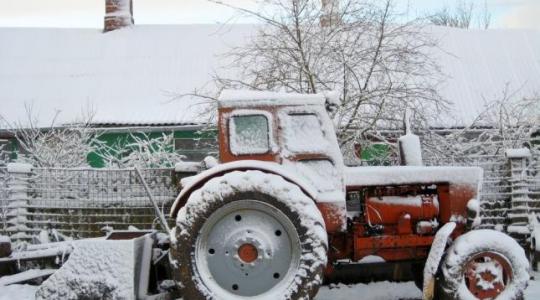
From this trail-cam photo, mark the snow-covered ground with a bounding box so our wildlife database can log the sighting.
[2,275,540,300]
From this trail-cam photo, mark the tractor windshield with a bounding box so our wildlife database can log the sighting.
[281,113,328,154]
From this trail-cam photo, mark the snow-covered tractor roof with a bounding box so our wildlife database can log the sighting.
[218,90,337,108]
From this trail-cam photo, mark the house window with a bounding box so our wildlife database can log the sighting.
[229,115,270,155]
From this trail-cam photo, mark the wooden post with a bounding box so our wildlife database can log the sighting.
[6,163,33,246]
[505,148,532,244]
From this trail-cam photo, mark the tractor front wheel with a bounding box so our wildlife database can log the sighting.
[439,229,529,300]
[171,170,328,300]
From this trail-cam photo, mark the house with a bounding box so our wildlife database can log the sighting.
[1,0,539,167]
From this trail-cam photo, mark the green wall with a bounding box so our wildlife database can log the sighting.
[88,128,217,168]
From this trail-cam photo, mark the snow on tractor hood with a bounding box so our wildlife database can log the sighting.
[345,166,483,189]
[170,160,321,218]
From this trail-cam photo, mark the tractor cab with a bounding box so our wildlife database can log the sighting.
[217,90,347,231]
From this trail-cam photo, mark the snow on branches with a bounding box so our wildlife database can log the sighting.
[0,106,99,168]
[423,86,540,160]
[96,132,185,169]
[182,0,446,150]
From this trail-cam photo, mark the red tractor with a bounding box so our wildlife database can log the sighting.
[169,90,529,300]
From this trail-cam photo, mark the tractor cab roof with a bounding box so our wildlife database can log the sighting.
[218,89,331,108]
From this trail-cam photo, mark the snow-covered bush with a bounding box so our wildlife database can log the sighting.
[97,132,185,169]
[1,108,100,168]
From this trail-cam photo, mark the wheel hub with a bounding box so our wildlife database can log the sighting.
[195,200,301,297]
[238,243,259,263]
[465,252,512,299]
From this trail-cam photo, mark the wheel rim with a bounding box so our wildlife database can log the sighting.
[195,200,302,297]
[464,251,513,299]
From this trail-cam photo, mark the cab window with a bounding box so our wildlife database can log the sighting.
[282,113,327,153]
[229,115,270,155]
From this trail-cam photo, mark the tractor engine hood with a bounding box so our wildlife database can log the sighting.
[344,166,483,191]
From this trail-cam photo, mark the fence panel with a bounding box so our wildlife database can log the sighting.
[0,150,537,241]
[0,167,7,234]
[0,167,179,240]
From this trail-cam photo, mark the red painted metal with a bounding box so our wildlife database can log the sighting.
[464,252,512,299]
[238,244,258,263]
[316,203,346,233]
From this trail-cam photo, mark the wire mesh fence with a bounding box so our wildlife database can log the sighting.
[0,167,8,235]
[1,167,180,239]
[0,149,538,241]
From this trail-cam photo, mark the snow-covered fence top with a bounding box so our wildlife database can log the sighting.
[0,166,179,240]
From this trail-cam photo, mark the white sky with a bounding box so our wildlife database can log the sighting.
[0,0,539,29]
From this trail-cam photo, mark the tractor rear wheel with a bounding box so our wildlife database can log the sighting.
[171,170,328,300]
[439,229,529,300]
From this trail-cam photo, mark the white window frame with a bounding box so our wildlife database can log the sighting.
[226,109,275,156]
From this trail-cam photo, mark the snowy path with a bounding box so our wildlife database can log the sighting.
[2,275,540,299]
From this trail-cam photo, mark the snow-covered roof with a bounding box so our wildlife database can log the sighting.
[427,27,540,127]
[0,25,252,127]
[1,25,539,128]
[218,90,327,108]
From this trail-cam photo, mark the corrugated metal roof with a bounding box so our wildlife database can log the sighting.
[0,25,539,128]
[0,25,252,127]
[429,27,540,126]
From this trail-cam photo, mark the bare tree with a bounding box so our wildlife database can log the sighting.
[97,132,185,168]
[184,0,446,156]
[428,0,491,29]
[0,106,100,168]
[422,86,540,160]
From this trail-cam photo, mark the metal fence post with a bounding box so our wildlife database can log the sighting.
[505,148,532,244]
[6,163,33,246]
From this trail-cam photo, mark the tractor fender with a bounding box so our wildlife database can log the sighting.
[422,222,456,300]
[169,160,318,219]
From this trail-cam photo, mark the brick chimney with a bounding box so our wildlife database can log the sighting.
[104,0,134,32]
[321,0,339,27]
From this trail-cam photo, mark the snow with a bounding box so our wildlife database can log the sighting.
[36,239,135,300]
[174,161,201,173]
[0,25,253,127]
[6,276,540,299]
[316,282,421,300]
[0,269,56,286]
[1,241,73,263]
[0,284,38,300]
[356,255,386,264]
[398,133,423,166]
[0,235,9,243]
[345,166,483,187]
[422,222,456,299]
[6,163,32,173]
[280,112,329,154]
[218,89,326,108]
[467,199,482,228]
[170,160,320,217]
[203,156,218,169]
[506,148,532,159]
[508,225,531,234]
